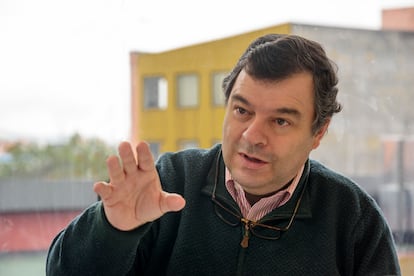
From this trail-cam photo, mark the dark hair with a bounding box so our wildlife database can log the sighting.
[222,34,342,134]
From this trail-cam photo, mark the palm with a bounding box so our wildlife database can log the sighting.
[93,141,185,231]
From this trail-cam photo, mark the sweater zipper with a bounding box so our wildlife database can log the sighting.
[237,219,251,276]
[240,218,251,248]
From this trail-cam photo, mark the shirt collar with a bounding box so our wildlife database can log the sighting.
[225,164,305,220]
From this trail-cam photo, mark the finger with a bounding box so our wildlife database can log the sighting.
[106,155,125,184]
[118,142,138,175]
[136,142,155,172]
[93,181,112,200]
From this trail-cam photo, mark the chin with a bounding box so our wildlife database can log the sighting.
[232,168,264,183]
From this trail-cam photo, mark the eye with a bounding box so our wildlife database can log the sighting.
[235,107,248,115]
[233,106,251,121]
[275,118,289,127]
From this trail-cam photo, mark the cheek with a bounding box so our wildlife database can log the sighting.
[222,112,229,134]
[222,114,235,140]
[277,136,315,158]
[221,116,232,151]
[221,119,234,168]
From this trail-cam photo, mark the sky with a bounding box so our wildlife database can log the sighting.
[0,0,413,144]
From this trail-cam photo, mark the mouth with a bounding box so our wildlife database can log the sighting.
[240,153,267,164]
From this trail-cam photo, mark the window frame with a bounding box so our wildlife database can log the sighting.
[176,73,200,108]
[211,71,228,106]
[143,75,168,110]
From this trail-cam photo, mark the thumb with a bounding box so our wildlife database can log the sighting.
[93,181,112,200]
[159,192,186,214]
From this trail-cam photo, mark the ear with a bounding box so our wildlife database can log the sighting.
[312,119,331,149]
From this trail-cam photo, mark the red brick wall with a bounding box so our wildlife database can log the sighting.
[382,7,414,31]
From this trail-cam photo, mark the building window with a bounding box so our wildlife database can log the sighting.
[148,142,161,160]
[211,138,222,147]
[177,74,199,107]
[143,76,167,109]
[178,140,199,150]
[212,72,227,106]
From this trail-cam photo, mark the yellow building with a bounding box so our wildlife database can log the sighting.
[130,24,291,157]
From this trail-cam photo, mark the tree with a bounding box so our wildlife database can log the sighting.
[0,134,116,180]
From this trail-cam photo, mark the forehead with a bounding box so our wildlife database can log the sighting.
[230,70,315,114]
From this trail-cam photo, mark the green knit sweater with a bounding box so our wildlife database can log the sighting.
[46,144,400,275]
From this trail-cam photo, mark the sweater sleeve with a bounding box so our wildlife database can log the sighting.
[352,197,401,276]
[46,201,153,276]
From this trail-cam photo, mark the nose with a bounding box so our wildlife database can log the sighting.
[242,118,267,146]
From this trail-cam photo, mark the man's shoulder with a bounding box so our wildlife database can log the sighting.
[310,160,368,196]
[308,159,378,207]
[155,144,221,179]
[309,159,354,185]
[157,144,221,165]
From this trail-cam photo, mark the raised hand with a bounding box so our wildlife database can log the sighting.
[93,141,186,231]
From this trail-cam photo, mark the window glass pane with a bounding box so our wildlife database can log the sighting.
[212,72,227,106]
[148,142,161,160]
[211,138,222,147]
[177,74,199,107]
[144,77,167,109]
[178,140,199,150]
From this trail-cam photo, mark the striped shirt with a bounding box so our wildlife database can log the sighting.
[225,165,304,222]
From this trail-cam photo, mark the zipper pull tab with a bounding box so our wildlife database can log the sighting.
[240,220,250,248]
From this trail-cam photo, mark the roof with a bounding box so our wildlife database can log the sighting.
[0,178,97,212]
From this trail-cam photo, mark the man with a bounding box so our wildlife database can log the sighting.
[46,34,400,275]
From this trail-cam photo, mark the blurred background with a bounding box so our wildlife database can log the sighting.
[1,0,414,274]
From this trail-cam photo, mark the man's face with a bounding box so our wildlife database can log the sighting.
[222,70,328,195]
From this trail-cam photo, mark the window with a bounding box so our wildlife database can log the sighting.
[177,140,199,150]
[212,72,227,106]
[143,76,167,109]
[148,142,161,160]
[211,138,222,147]
[177,74,199,107]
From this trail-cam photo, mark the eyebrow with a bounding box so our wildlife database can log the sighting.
[230,94,301,118]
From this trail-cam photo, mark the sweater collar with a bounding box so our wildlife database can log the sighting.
[201,145,312,220]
